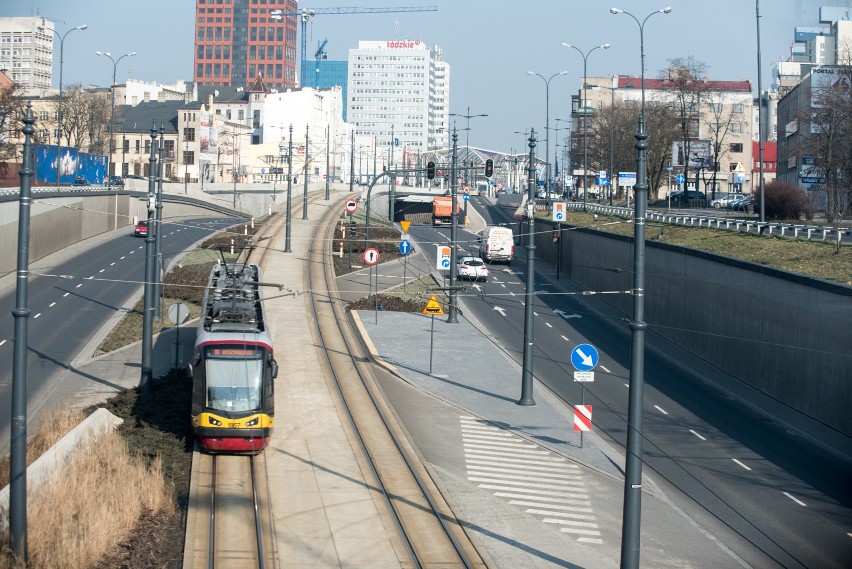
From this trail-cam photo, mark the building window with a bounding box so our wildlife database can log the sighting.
[238,109,244,120]
[731,122,742,133]
[183,150,195,165]
[732,103,743,114]
[730,142,743,153]
[184,127,196,142]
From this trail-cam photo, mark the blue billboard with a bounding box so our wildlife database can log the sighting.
[33,144,107,185]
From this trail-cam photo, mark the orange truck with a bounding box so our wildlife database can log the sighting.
[431,196,461,226]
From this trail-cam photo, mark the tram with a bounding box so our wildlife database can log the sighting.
[189,261,277,453]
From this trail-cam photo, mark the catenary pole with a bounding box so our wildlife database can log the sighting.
[140,126,158,394]
[519,128,537,406]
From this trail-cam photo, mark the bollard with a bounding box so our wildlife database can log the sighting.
[230,238,234,255]
[339,242,343,258]
[244,224,248,235]
[268,205,272,216]
[251,217,255,229]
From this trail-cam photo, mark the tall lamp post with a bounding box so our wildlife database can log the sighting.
[554,117,571,195]
[610,6,671,569]
[96,50,136,177]
[561,41,610,210]
[448,106,488,186]
[52,24,87,186]
[527,71,567,209]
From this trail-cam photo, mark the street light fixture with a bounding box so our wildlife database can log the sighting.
[610,6,672,569]
[96,50,136,178]
[449,106,488,186]
[52,24,87,186]
[527,70,567,208]
[562,41,610,211]
[554,117,572,196]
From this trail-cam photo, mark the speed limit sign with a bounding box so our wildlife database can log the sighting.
[363,247,380,265]
[345,199,358,213]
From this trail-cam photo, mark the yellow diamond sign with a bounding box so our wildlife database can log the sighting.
[422,295,444,315]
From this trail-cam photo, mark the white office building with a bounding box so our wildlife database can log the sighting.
[0,17,54,94]
[347,39,450,157]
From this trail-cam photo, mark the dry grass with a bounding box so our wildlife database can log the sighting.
[555,210,852,285]
[0,412,175,569]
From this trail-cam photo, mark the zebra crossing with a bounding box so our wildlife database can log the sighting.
[460,415,604,544]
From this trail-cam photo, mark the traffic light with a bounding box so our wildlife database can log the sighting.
[485,159,493,178]
[426,161,436,179]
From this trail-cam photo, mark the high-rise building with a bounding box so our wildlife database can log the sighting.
[302,59,349,120]
[193,0,297,92]
[0,16,54,94]
[347,39,450,154]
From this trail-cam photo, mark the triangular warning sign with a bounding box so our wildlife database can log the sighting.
[422,294,444,315]
[400,220,411,233]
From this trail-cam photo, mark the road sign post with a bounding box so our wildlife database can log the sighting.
[571,343,599,448]
[422,295,444,375]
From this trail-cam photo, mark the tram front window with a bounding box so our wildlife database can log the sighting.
[205,357,263,413]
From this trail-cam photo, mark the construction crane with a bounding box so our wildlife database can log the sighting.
[270,6,438,86]
[314,38,328,87]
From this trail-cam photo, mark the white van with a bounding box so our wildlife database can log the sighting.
[478,225,514,263]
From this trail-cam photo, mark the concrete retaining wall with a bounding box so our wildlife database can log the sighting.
[535,223,852,436]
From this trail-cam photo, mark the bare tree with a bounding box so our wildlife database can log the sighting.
[52,85,111,153]
[0,78,29,161]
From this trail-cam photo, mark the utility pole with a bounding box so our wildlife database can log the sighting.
[447,129,459,324]
[349,130,355,192]
[303,124,309,219]
[154,125,164,321]
[10,104,36,563]
[325,124,330,200]
[140,126,158,395]
[519,128,537,407]
[285,124,293,252]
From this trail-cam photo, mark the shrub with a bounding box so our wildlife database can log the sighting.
[763,180,806,220]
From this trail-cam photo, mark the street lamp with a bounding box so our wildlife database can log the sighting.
[561,41,610,210]
[610,6,672,569]
[52,24,87,186]
[555,117,572,197]
[449,106,488,186]
[96,50,136,178]
[527,71,567,208]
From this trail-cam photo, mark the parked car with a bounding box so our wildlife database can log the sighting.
[669,190,706,204]
[72,176,88,186]
[134,220,149,237]
[727,195,754,212]
[108,176,125,187]
[457,256,488,282]
[710,193,741,208]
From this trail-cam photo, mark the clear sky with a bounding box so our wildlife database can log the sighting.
[2,0,837,152]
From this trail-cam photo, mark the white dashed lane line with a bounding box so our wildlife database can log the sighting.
[783,492,807,507]
[654,405,669,415]
[63,293,69,297]
[99,269,105,273]
[561,335,570,342]
[732,459,752,471]
[120,256,125,260]
[599,365,610,374]
[48,302,56,308]
[110,262,115,266]
[0,340,6,347]
[689,429,707,441]
[545,322,552,328]
[75,284,82,288]
[33,313,41,319]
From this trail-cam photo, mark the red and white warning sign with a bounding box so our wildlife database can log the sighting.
[573,405,592,432]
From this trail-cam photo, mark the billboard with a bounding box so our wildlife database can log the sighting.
[671,140,714,170]
[32,144,107,184]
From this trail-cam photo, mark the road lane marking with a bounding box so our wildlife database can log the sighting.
[732,459,752,471]
[624,383,629,388]
[76,284,83,288]
[689,430,707,441]
[533,311,539,316]
[120,256,125,260]
[509,500,592,513]
[63,293,69,297]
[0,340,6,347]
[498,493,589,505]
[600,365,610,373]
[783,492,806,506]
[654,405,669,415]
[33,313,41,319]
[561,335,570,342]
[545,322,552,328]
[509,291,515,296]
[99,269,105,273]
[49,302,56,308]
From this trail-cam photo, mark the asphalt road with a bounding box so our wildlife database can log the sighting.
[0,216,234,455]
[405,195,852,569]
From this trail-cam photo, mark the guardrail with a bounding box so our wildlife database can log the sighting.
[562,201,851,244]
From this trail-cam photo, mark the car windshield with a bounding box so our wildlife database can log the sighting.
[460,258,483,266]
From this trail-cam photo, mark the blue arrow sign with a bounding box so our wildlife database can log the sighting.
[555,212,564,220]
[675,174,685,185]
[399,240,411,255]
[571,344,599,371]
[441,258,450,269]
[463,194,470,201]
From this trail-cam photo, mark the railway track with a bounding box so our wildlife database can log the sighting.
[184,452,275,568]
[300,198,486,567]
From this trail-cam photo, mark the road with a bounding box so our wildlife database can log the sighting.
[404,193,852,569]
[0,216,234,455]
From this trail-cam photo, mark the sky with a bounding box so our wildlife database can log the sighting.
[1,0,841,152]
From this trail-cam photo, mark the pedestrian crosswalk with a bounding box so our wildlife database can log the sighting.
[460,415,603,544]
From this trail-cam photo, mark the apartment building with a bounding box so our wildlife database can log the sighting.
[0,16,54,95]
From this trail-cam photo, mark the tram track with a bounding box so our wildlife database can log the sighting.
[300,198,486,568]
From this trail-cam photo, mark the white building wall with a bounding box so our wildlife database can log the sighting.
[0,17,54,95]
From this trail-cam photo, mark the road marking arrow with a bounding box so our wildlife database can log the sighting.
[493,306,507,316]
[554,309,582,319]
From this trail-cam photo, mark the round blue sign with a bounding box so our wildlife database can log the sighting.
[571,344,599,371]
[399,240,412,255]
[675,174,685,185]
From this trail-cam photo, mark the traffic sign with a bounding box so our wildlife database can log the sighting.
[552,202,566,222]
[463,194,470,202]
[573,405,592,431]
[573,371,595,382]
[675,174,685,185]
[399,240,412,255]
[400,220,411,233]
[345,199,358,213]
[463,186,470,194]
[422,295,444,315]
[322,174,327,179]
[363,247,380,265]
[435,245,451,270]
[571,343,599,371]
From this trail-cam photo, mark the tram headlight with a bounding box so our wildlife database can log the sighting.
[245,417,259,427]
[208,417,222,426]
